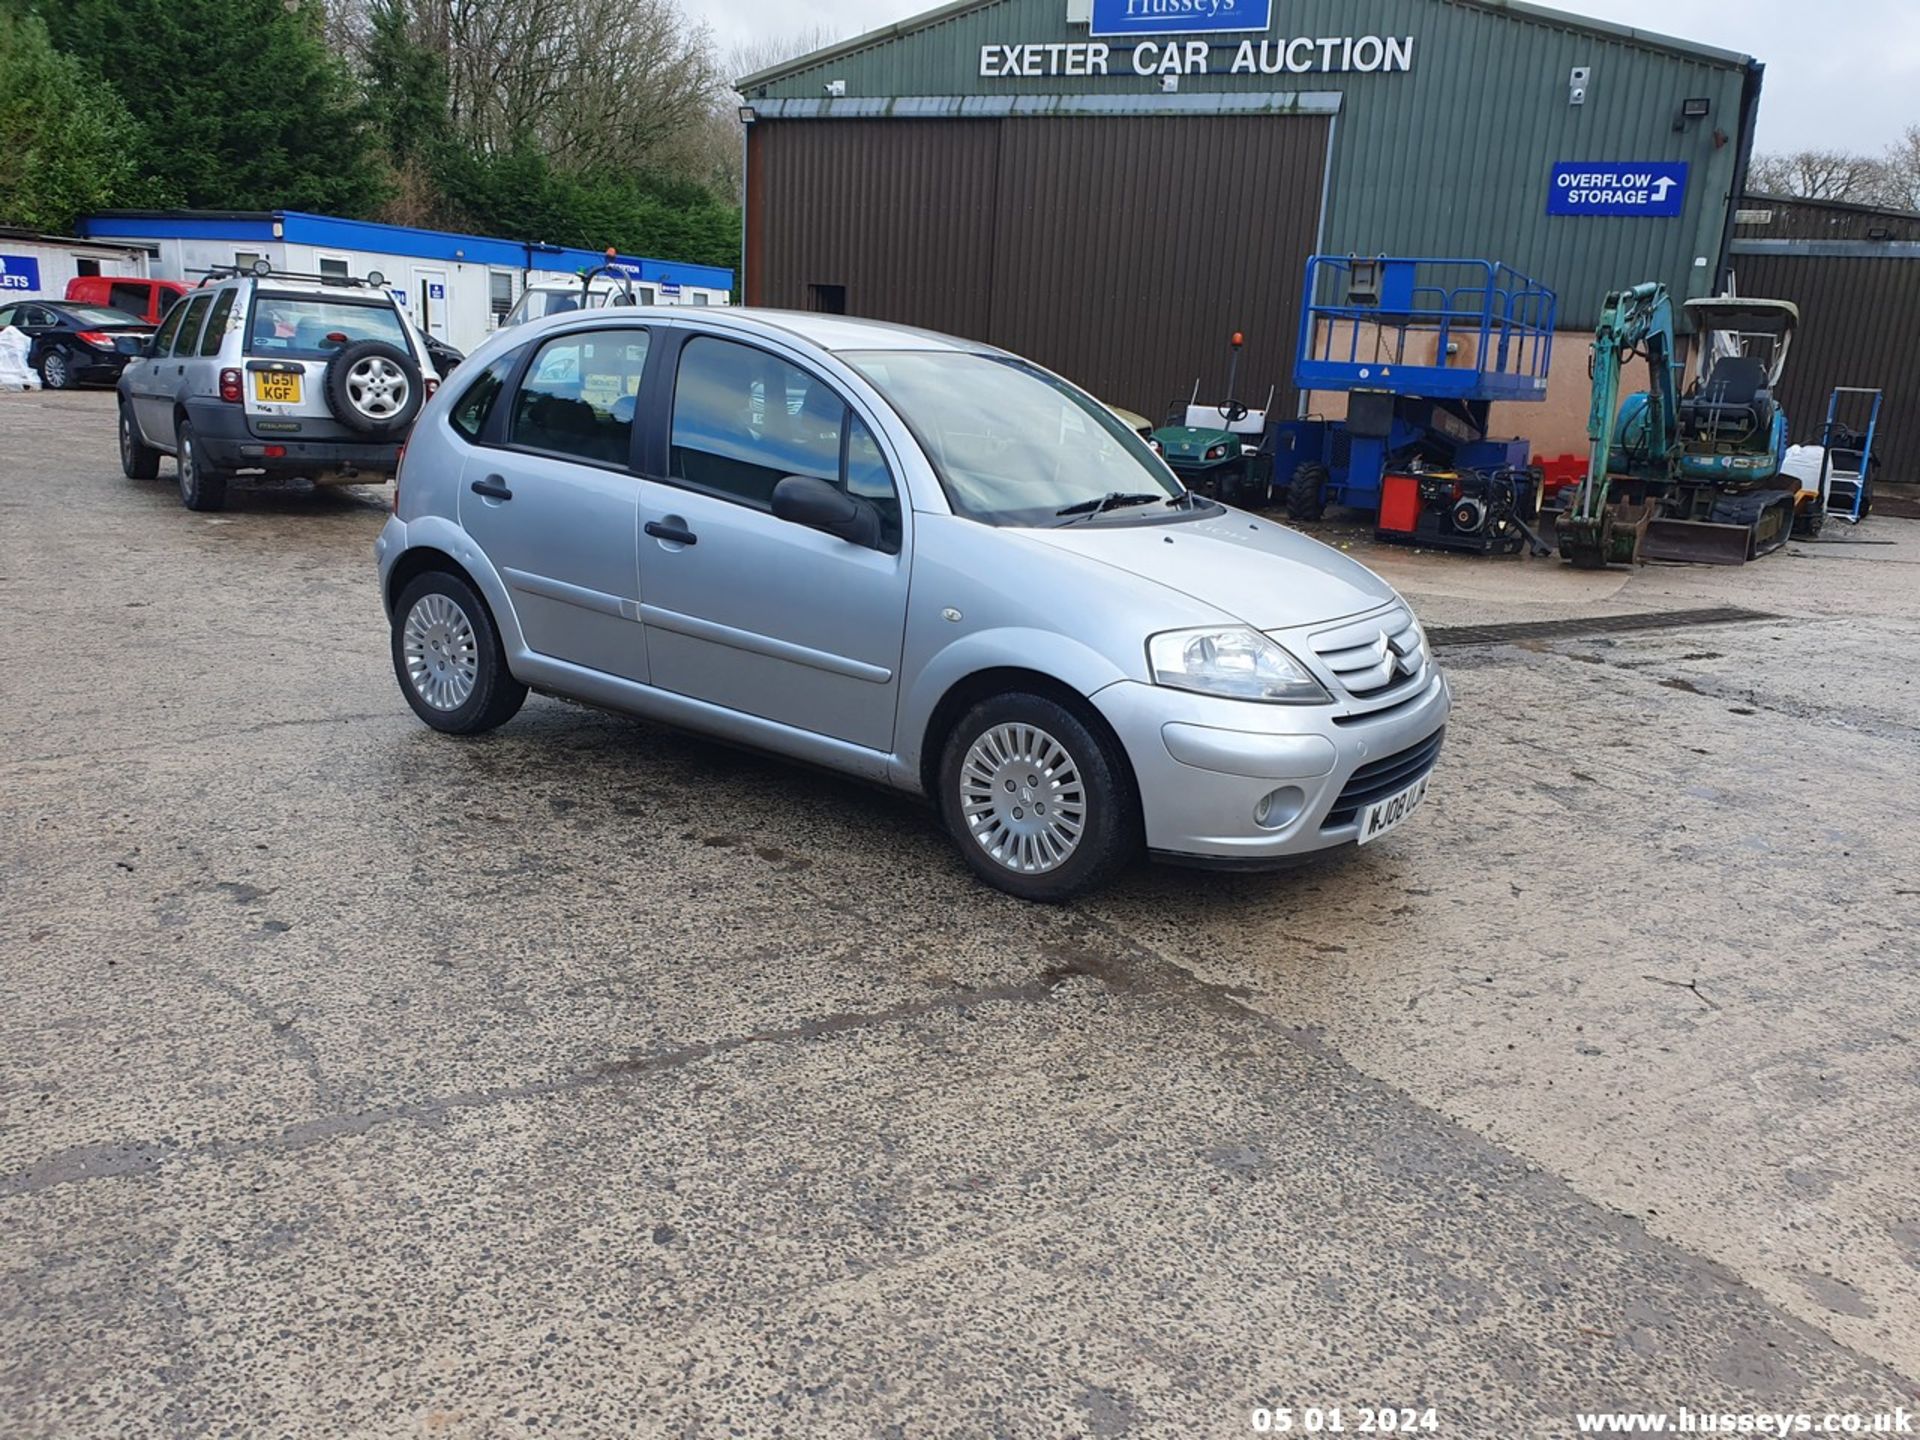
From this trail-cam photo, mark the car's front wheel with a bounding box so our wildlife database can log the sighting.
[175,421,228,511]
[120,402,160,479]
[938,692,1137,902]
[390,570,527,734]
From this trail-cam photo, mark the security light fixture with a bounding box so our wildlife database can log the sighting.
[738,104,756,123]
[825,79,846,97]
[1569,66,1590,106]
[1161,74,1179,93]
[1682,97,1711,118]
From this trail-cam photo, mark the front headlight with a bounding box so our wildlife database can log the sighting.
[1204,443,1230,461]
[1147,627,1331,704]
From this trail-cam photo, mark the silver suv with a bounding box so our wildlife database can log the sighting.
[375,309,1448,901]
[117,264,440,511]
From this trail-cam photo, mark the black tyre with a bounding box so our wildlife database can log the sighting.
[1286,461,1328,522]
[37,348,74,390]
[938,691,1137,903]
[175,420,228,511]
[120,401,160,479]
[324,340,424,436]
[391,570,527,735]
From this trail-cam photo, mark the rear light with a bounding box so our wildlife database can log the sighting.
[392,443,406,512]
[262,445,286,458]
[76,331,118,349]
[218,368,242,403]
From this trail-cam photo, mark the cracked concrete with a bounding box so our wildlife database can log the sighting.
[2,389,1917,1437]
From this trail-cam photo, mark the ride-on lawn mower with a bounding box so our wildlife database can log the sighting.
[1150,333,1277,508]
[1271,256,1558,555]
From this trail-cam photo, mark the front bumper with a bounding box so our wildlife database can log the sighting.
[1093,668,1451,865]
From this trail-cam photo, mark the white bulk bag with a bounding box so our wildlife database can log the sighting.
[0,326,38,390]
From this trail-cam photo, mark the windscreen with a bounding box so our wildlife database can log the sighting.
[248,293,408,359]
[843,350,1183,526]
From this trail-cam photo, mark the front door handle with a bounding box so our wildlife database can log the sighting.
[470,477,513,501]
[644,520,698,546]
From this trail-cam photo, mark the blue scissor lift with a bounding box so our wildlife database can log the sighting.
[1273,256,1557,554]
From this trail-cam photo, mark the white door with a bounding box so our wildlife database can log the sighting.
[412,267,450,343]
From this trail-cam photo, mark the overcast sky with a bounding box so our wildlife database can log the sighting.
[702,0,1919,155]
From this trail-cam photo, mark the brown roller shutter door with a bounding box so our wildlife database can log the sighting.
[746,114,1330,417]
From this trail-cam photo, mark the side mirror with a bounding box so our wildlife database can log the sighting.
[771,475,881,548]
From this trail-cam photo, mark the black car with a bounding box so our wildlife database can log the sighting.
[0,300,153,390]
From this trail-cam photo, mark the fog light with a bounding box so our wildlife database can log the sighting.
[1254,785,1305,831]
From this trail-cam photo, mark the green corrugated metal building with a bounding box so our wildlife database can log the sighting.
[739,0,1762,426]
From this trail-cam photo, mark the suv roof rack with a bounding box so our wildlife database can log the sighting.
[193,263,389,290]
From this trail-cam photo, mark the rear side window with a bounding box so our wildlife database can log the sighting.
[248,294,407,359]
[171,294,212,356]
[508,328,649,468]
[198,290,236,357]
[150,300,188,354]
[449,349,520,441]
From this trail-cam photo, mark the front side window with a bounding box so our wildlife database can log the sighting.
[247,293,407,359]
[508,328,649,467]
[450,348,521,441]
[198,289,236,356]
[845,350,1184,528]
[171,294,212,356]
[149,299,188,354]
[669,336,901,549]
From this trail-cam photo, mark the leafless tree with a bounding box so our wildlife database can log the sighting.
[1875,126,1920,213]
[1748,148,1889,204]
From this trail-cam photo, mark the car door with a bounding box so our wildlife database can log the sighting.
[456,325,651,682]
[631,330,910,754]
[127,297,190,444]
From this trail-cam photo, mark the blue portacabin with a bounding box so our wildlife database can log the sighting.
[0,255,43,292]
[1089,0,1272,37]
[1548,162,1688,217]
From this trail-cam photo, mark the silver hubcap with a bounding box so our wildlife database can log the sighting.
[346,357,409,419]
[403,593,479,711]
[959,722,1087,874]
[45,353,67,386]
[179,437,194,492]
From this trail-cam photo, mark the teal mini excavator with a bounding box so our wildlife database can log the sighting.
[1558,283,1803,568]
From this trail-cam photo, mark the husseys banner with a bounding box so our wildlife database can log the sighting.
[1089,0,1272,36]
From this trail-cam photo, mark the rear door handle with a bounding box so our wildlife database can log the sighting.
[644,520,697,546]
[470,477,513,500]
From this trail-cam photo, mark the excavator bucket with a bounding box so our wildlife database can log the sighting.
[1556,500,1650,569]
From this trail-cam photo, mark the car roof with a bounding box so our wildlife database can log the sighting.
[683,308,989,356]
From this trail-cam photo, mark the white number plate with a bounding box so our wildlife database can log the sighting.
[1357,774,1429,845]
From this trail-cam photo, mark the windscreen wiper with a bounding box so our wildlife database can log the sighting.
[1053,491,1167,521]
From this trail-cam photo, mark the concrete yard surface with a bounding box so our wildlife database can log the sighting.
[2,388,1917,1437]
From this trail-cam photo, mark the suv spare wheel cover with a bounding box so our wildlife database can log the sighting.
[324,339,423,435]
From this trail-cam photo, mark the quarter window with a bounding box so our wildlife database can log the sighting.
[668,335,900,549]
[172,294,212,356]
[109,282,150,317]
[508,328,649,467]
[198,289,236,357]
[450,348,520,441]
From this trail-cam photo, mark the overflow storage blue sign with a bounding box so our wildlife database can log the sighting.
[1090,0,1272,37]
[0,255,42,292]
[1548,161,1689,217]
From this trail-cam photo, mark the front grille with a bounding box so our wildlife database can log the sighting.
[1323,727,1446,830]
[1306,606,1429,714]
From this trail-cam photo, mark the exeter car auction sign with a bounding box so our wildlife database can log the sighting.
[1548,162,1689,217]
[979,33,1414,77]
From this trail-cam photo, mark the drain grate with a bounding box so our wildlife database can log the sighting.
[1427,606,1780,649]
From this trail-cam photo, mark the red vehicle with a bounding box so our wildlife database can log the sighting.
[65,275,189,326]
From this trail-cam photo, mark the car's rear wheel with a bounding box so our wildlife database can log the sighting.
[938,692,1136,902]
[391,570,527,734]
[120,402,159,479]
[175,421,228,511]
[38,349,72,390]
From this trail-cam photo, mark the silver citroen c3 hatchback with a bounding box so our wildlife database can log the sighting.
[374,308,1448,901]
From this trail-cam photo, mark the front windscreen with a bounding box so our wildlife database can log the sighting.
[248,293,408,359]
[843,350,1184,527]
